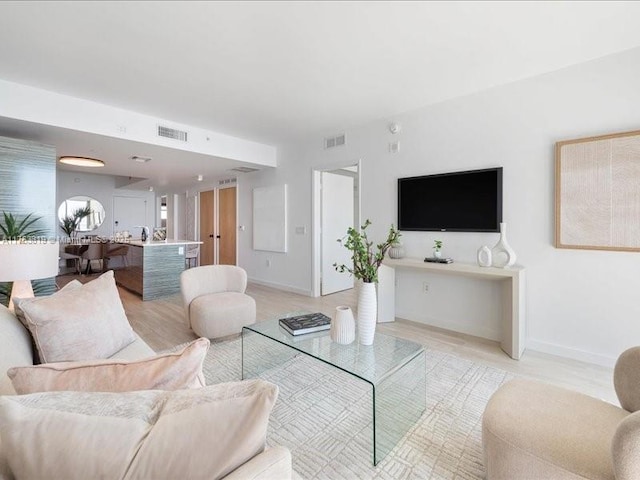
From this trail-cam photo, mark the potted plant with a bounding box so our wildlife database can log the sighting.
[334,219,400,345]
[433,239,443,258]
[59,206,92,240]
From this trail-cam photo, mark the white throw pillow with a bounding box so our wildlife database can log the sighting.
[0,379,278,480]
[17,271,136,363]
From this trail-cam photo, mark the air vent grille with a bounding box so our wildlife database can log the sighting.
[230,166,259,173]
[158,125,188,142]
[324,133,346,149]
[218,178,238,186]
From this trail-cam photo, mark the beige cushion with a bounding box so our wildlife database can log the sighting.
[0,379,278,480]
[13,279,83,365]
[612,411,640,480]
[483,378,628,480]
[17,271,136,363]
[190,291,256,338]
[13,279,82,328]
[7,337,209,394]
[0,305,33,396]
[614,346,640,413]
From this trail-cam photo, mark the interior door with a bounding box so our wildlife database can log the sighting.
[199,190,215,265]
[113,196,147,238]
[218,187,237,265]
[321,171,354,295]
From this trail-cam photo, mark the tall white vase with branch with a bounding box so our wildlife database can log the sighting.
[334,219,400,346]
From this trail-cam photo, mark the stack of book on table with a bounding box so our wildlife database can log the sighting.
[279,313,331,336]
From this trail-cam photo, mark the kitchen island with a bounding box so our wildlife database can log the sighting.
[113,239,202,301]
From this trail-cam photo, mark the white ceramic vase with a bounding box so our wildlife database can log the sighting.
[330,306,356,345]
[491,222,516,268]
[388,242,405,259]
[433,250,442,259]
[357,282,377,345]
[477,245,492,267]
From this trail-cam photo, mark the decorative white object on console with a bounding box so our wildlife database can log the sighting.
[491,222,516,268]
[477,245,492,267]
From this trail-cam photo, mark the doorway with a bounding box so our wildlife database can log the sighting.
[199,186,237,266]
[313,162,360,297]
[113,196,147,238]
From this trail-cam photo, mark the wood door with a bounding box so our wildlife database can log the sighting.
[218,187,237,265]
[199,190,215,265]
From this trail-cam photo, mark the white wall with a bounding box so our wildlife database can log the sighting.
[57,171,156,238]
[238,47,640,366]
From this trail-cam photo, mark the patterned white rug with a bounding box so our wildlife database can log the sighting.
[204,338,512,480]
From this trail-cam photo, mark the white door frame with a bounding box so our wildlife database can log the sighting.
[311,159,362,298]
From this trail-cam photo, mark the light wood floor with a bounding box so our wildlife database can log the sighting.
[60,274,618,405]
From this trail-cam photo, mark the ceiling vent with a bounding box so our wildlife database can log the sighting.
[218,178,238,186]
[324,133,346,149]
[157,125,188,142]
[230,166,259,173]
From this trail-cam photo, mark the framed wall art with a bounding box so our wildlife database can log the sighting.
[556,129,640,251]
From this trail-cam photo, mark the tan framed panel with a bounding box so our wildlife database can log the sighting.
[555,129,640,251]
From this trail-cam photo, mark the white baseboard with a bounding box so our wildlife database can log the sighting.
[248,277,313,297]
[526,339,617,368]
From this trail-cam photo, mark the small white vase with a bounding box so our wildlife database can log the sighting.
[388,242,405,259]
[491,222,516,268]
[330,306,356,345]
[357,282,377,345]
[433,250,442,259]
[477,245,492,267]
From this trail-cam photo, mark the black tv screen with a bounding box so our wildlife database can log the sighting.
[398,167,502,232]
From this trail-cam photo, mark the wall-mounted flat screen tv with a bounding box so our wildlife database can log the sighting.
[398,167,502,232]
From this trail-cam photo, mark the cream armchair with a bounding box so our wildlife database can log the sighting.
[482,347,640,479]
[180,265,256,339]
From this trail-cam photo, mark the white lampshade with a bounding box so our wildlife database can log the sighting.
[0,241,59,282]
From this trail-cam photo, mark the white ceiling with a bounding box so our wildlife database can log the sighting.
[1,1,640,189]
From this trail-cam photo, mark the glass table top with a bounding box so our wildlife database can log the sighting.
[243,314,425,385]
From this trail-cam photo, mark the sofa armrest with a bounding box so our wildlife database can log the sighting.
[614,347,640,413]
[612,411,640,480]
[223,446,292,480]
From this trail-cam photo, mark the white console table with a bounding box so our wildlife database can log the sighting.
[378,258,525,360]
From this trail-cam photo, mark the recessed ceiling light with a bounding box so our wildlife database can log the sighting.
[148,186,154,192]
[131,155,152,163]
[197,175,203,182]
[59,156,105,168]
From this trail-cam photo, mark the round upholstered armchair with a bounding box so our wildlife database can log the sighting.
[180,265,256,339]
[482,346,640,479]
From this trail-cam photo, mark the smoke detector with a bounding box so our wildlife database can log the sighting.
[131,155,152,163]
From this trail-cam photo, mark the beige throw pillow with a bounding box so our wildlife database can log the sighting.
[7,337,210,394]
[13,279,83,365]
[17,271,136,363]
[0,379,278,480]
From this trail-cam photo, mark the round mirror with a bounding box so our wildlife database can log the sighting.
[58,196,106,232]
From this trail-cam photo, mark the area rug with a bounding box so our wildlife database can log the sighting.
[204,338,513,480]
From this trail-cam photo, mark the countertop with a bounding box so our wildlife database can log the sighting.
[117,239,203,247]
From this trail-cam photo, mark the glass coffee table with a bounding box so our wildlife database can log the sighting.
[242,314,426,465]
